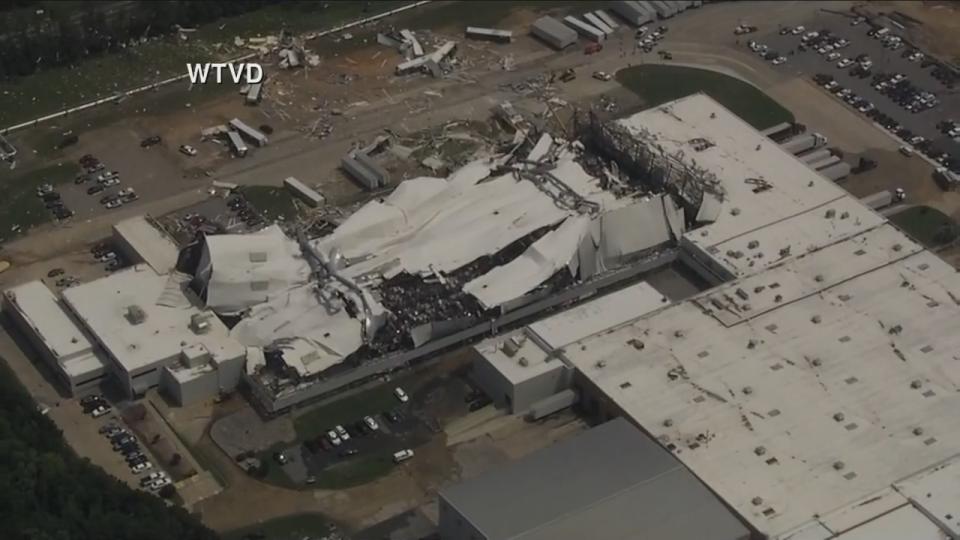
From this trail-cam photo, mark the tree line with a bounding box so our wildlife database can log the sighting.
[0,1,287,80]
[0,359,219,540]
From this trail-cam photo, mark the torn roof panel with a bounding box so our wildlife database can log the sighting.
[465,215,591,308]
[199,225,312,314]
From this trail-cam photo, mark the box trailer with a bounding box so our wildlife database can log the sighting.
[245,82,263,105]
[760,121,793,139]
[613,1,654,26]
[820,161,851,181]
[465,26,513,43]
[799,148,832,165]
[594,10,619,29]
[582,13,614,36]
[341,155,381,190]
[531,16,578,50]
[228,118,268,147]
[780,133,827,155]
[226,131,248,158]
[810,154,842,171]
[563,15,606,43]
[860,189,905,210]
[283,177,325,207]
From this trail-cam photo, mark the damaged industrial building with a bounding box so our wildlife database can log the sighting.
[216,119,690,414]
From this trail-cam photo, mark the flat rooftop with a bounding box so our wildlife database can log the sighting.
[3,281,104,378]
[113,216,180,274]
[440,418,749,540]
[62,265,244,374]
[475,281,670,384]
[567,240,960,537]
[616,93,880,278]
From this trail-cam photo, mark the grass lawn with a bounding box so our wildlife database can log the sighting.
[616,65,795,130]
[0,2,414,128]
[890,205,959,247]
[293,384,400,441]
[313,450,398,490]
[222,513,334,540]
[0,162,80,239]
[240,185,301,223]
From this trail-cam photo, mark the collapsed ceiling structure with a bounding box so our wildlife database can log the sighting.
[194,133,688,382]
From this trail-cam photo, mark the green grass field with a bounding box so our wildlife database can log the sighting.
[222,513,333,540]
[240,186,300,223]
[616,65,795,130]
[293,384,400,441]
[890,205,959,247]
[0,162,80,238]
[0,2,413,128]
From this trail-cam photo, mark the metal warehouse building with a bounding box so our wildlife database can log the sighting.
[438,418,750,540]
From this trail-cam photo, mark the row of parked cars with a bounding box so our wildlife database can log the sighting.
[91,241,124,272]
[35,183,74,221]
[872,72,939,113]
[77,154,139,209]
[228,194,265,229]
[746,40,786,65]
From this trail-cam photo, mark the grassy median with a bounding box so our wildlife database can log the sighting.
[616,64,794,130]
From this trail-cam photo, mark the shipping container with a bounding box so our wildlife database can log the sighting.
[563,15,606,43]
[226,131,248,158]
[228,118,268,147]
[820,161,852,181]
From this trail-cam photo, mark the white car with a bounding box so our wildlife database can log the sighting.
[791,25,805,35]
[771,57,786,65]
[363,415,379,431]
[118,188,135,197]
[817,45,834,55]
[394,387,409,403]
[98,252,117,262]
[393,449,414,463]
[835,38,850,48]
[91,405,111,418]
[131,461,153,474]
[149,478,171,491]
[851,16,865,26]
[824,80,839,90]
[327,429,342,446]
[102,177,120,187]
[105,199,123,209]
[899,145,914,157]
[142,472,167,483]
[827,52,841,61]
[335,424,350,441]
[837,58,853,68]
[635,26,648,37]
[591,71,612,82]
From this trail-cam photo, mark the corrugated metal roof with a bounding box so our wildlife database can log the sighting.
[440,418,749,540]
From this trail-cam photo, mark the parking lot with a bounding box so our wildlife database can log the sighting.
[751,13,960,173]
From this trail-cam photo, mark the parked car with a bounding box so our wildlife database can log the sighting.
[394,387,409,403]
[140,472,167,487]
[140,136,162,148]
[131,461,153,474]
[362,415,379,431]
[87,184,105,195]
[47,268,65,278]
[105,199,123,210]
[339,448,359,458]
[335,424,350,441]
[327,430,342,446]
[179,144,198,156]
[393,449,414,463]
[91,405,111,418]
[100,194,119,205]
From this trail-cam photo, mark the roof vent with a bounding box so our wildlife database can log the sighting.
[825,209,836,219]
[595,360,607,369]
[910,379,923,389]
[833,461,845,471]
[190,313,211,334]
[663,418,674,427]
[518,357,529,367]
[747,240,759,249]
[752,497,763,506]
[811,315,822,324]
[754,446,766,456]
[913,427,924,436]
[125,305,146,325]
[833,412,845,422]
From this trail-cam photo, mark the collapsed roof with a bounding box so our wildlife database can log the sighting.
[214,140,683,379]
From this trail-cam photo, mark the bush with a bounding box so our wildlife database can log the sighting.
[158,484,177,499]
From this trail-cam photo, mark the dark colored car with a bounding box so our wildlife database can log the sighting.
[140,135,162,147]
[339,448,359,458]
[87,184,105,195]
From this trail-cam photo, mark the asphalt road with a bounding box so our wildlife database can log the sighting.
[756,12,959,162]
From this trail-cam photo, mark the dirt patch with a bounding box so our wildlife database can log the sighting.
[868,1,960,63]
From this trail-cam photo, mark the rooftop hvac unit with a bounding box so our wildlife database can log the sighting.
[125,305,147,325]
[519,357,530,367]
[190,313,211,334]
[249,251,268,263]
